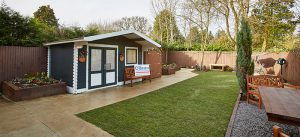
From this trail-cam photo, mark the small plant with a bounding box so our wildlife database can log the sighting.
[162,63,177,75]
[79,48,87,58]
[11,72,61,88]
[162,63,177,69]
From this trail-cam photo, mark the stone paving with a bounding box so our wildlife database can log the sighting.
[0,69,197,137]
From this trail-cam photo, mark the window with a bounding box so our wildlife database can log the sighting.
[126,48,138,65]
[91,49,102,71]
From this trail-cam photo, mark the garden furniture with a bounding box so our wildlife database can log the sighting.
[246,75,283,109]
[272,126,289,137]
[124,67,151,87]
[210,64,226,71]
[259,87,300,126]
[247,75,300,109]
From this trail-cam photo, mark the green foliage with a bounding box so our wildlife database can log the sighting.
[250,0,296,51]
[249,60,255,75]
[152,9,183,47]
[186,26,200,44]
[236,18,253,94]
[33,5,59,27]
[59,25,85,39]
[11,72,61,88]
[0,4,41,46]
[165,42,234,51]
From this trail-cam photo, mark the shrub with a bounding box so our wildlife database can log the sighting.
[236,18,253,95]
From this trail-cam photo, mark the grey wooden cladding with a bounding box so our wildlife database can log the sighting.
[0,46,48,91]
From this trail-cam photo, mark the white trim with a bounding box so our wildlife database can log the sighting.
[44,39,84,46]
[118,79,143,86]
[72,44,78,94]
[85,45,89,92]
[88,43,118,48]
[44,30,161,48]
[47,46,50,77]
[66,86,74,94]
[142,49,144,64]
[84,84,119,93]
[87,44,119,90]
[125,46,139,66]
[84,30,161,47]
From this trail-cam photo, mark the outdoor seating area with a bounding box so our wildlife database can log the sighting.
[123,67,151,87]
[229,75,300,137]
[1,1,300,137]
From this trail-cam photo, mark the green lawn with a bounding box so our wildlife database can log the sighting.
[77,72,239,137]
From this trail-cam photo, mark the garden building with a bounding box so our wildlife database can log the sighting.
[45,30,162,94]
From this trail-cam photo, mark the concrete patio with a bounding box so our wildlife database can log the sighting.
[0,68,197,137]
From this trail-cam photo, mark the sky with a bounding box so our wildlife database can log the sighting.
[4,0,155,27]
[4,0,299,35]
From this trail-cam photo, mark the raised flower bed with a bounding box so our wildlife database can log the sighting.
[2,72,66,101]
[162,63,177,75]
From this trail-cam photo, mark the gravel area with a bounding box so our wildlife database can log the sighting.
[231,102,300,137]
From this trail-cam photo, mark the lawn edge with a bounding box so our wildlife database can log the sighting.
[225,90,241,137]
[76,73,199,115]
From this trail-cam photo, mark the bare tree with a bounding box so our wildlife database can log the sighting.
[113,16,150,34]
[151,0,180,43]
[179,0,215,51]
[214,0,251,50]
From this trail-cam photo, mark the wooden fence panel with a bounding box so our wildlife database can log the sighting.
[0,46,48,91]
[144,51,162,79]
[166,51,300,85]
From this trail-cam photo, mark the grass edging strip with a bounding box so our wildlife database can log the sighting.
[225,90,242,137]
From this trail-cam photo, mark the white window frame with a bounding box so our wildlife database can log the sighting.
[125,47,139,66]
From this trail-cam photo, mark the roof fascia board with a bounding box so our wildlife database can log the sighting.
[84,30,161,48]
[44,39,85,46]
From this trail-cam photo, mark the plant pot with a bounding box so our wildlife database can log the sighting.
[79,57,86,63]
[162,68,176,75]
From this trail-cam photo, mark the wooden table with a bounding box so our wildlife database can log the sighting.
[259,87,300,126]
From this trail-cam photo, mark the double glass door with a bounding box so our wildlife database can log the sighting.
[89,47,117,89]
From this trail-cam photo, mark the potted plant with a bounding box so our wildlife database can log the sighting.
[162,64,176,75]
[78,48,87,63]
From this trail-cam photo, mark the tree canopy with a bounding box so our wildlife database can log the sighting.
[33,5,59,27]
[236,18,254,94]
[250,0,296,52]
[152,9,182,46]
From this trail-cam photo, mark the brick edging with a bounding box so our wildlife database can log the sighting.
[225,90,242,137]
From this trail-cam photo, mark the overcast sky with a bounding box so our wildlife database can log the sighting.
[4,0,155,27]
[4,0,299,35]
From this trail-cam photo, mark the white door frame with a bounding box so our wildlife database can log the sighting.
[83,43,119,92]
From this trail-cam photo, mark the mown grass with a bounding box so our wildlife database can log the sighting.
[77,72,239,137]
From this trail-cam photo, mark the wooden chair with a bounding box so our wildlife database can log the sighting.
[247,75,300,109]
[124,67,151,87]
[283,83,300,90]
[246,75,283,109]
[273,126,289,137]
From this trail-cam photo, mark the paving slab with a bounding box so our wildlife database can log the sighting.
[0,69,197,137]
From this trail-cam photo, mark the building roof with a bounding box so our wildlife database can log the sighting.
[44,30,161,48]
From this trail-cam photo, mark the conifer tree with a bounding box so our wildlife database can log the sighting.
[236,18,254,94]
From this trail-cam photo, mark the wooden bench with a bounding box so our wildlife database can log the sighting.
[124,67,151,87]
[246,75,300,109]
[210,64,227,71]
[247,75,283,109]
